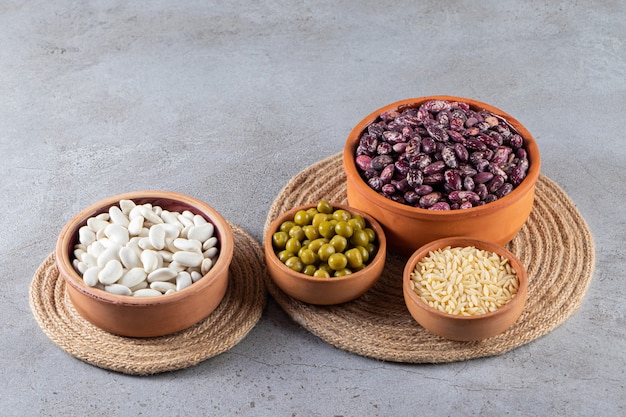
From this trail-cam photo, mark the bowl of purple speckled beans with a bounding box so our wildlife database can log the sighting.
[342,96,541,257]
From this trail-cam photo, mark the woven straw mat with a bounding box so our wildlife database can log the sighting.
[263,152,595,363]
[29,223,267,375]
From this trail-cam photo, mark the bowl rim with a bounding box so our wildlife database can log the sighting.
[343,95,541,218]
[402,236,529,321]
[55,190,234,307]
[264,202,387,284]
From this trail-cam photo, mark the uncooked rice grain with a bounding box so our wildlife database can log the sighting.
[409,246,518,316]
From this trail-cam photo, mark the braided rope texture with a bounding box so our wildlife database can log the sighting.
[29,223,267,375]
[263,152,596,363]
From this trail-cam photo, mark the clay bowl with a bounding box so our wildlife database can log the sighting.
[55,190,234,338]
[343,95,541,257]
[264,203,387,305]
[403,237,528,341]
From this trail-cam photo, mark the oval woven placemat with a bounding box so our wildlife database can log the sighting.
[29,223,267,375]
[263,152,596,363]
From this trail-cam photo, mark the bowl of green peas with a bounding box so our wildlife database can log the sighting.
[264,200,387,305]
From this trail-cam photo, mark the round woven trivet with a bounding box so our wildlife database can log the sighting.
[263,152,595,363]
[29,223,267,375]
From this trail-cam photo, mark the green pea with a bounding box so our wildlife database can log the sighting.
[365,242,378,260]
[308,238,328,253]
[329,235,348,252]
[318,220,336,239]
[318,243,335,262]
[328,253,348,271]
[334,221,354,238]
[302,225,320,240]
[298,248,318,265]
[272,231,290,250]
[306,207,319,219]
[311,213,328,229]
[332,209,351,222]
[302,265,317,276]
[333,268,353,277]
[285,256,304,272]
[279,220,296,234]
[288,225,305,241]
[349,215,366,230]
[313,269,331,278]
[344,248,363,269]
[350,229,370,247]
[355,245,369,263]
[285,237,302,254]
[316,200,333,214]
[293,210,311,226]
[277,250,293,263]
[364,227,376,243]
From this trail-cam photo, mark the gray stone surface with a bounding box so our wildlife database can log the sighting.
[1,1,624,416]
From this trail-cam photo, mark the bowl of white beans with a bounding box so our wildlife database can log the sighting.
[55,191,234,337]
[402,237,528,341]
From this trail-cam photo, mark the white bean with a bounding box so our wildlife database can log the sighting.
[105,223,129,246]
[119,199,136,215]
[176,271,193,291]
[119,246,141,269]
[147,267,177,282]
[138,237,154,250]
[190,270,203,283]
[127,216,144,236]
[87,217,109,233]
[140,249,159,273]
[80,252,98,268]
[177,214,194,228]
[201,258,213,275]
[202,236,218,250]
[105,283,132,296]
[193,214,207,225]
[133,289,162,297]
[83,266,102,287]
[108,206,129,227]
[98,259,123,285]
[174,238,202,252]
[161,210,183,228]
[148,224,166,250]
[172,251,203,267]
[157,249,174,263]
[203,247,219,259]
[188,223,214,242]
[97,243,121,267]
[129,280,148,292]
[78,226,96,246]
[139,204,162,224]
[119,267,147,288]
[167,261,187,272]
[150,281,177,293]
[75,260,89,274]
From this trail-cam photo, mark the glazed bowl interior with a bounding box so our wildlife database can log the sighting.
[55,190,234,337]
[264,203,387,305]
[402,237,528,341]
[343,95,541,256]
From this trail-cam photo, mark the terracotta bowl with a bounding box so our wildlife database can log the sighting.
[55,190,234,338]
[264,203,387,305]
[343,95,541,257]
[403,237,528,341]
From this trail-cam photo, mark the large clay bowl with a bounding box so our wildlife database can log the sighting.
[343,96,540,256]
